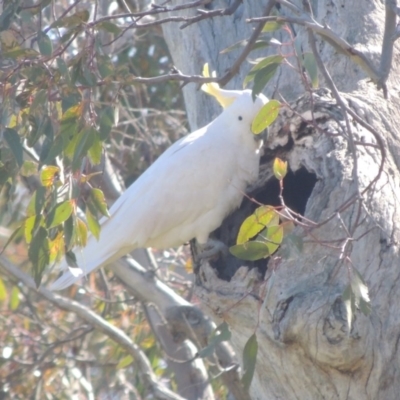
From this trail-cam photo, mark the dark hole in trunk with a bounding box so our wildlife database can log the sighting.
[201,167,318,281]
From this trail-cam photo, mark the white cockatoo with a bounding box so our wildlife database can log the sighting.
[50,65,268,290]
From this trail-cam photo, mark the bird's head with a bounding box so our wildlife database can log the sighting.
[201,64,268,134]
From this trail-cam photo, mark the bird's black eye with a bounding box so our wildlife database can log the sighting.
[238,116,243,121]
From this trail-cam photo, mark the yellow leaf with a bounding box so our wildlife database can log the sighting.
[141,335,155,349]
[184,258,193,273]
[117,355,133,369]
[0,277,7,302]
[237,206,279,245]
[273,158,288,180]
[0,30,18,48]
[49,231,65,263]
[10,286,20,310]
[40,165,60,187]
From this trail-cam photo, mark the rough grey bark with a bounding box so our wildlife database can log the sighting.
[162,1,400,399]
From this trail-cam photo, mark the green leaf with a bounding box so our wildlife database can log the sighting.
[15,90,32,109]
[59,28,77,44]
[0,3,19,31]
[39,138,54,167]
[76,218,88,247]
[26,187,46,216]
[241,334,258,391]
[64,256,83,278]
[0,166,11,186]
[30,90,47,114]
[230,241,271,261]
[63,128,81,161]
[3,47,40,59]
[28,226,49,287]
[24,215,42,243]
[98,106,114,140]
[251,100,281,134]
[97,54,114,78]
[46,201,73,229]
[221,39,248,54]
[80,64,96,86]
[252,64,280,99]
[10,286,20,310]
[264,225,284,254]
[286,233,303,251]
[41,135,63,165]
[198,322,232,359]
[4,128,23,167]
[90,188,109,217]
[359,295,372,316]
[56,58,71,84]
[281,232,303,259]
[342,284,355,331]
[86,209,100,240]
[37,31,52,56]
[117,355,133,369]
[64,216,76,251]
[220,39,268,54]
[351,268,371,316]
[52,10,90,29]
[0,277,6,302]
[97,21,121,34]
[57,105,82,160]
[40,165,60,187]
[303,52,319,88]
[20,66,47,83]
[237,206,279,245]
[27,115,50,148]
[211,321,231,342]
[72,127,96,170]
[88,131,103,165]
[251,40,271,52]
[244,55,283,87]
[293,35,303,61]
[262,21,284,32]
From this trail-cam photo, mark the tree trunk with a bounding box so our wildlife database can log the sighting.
[162,1,400,399]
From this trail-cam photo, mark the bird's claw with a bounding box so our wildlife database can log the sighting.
[198,238,229,261]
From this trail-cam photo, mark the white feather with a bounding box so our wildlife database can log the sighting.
[50,89,268,290]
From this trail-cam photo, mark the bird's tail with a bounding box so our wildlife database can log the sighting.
[49,232,122,291]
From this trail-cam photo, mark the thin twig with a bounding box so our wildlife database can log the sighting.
[308,30,361,200]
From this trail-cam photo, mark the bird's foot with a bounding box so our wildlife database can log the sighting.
[198,238,229,261]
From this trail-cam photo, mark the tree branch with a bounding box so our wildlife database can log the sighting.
[0,255,185,400]
[248,15,380,84]
[112,257,251,400]
[219,0,277,86]
[250,0,399,97]
[378,0,398,95]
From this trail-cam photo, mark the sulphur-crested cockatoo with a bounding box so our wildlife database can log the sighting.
[50,65,268,290]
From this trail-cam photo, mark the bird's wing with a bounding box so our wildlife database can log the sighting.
[50,121,237,290]
[103,122,237,248]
